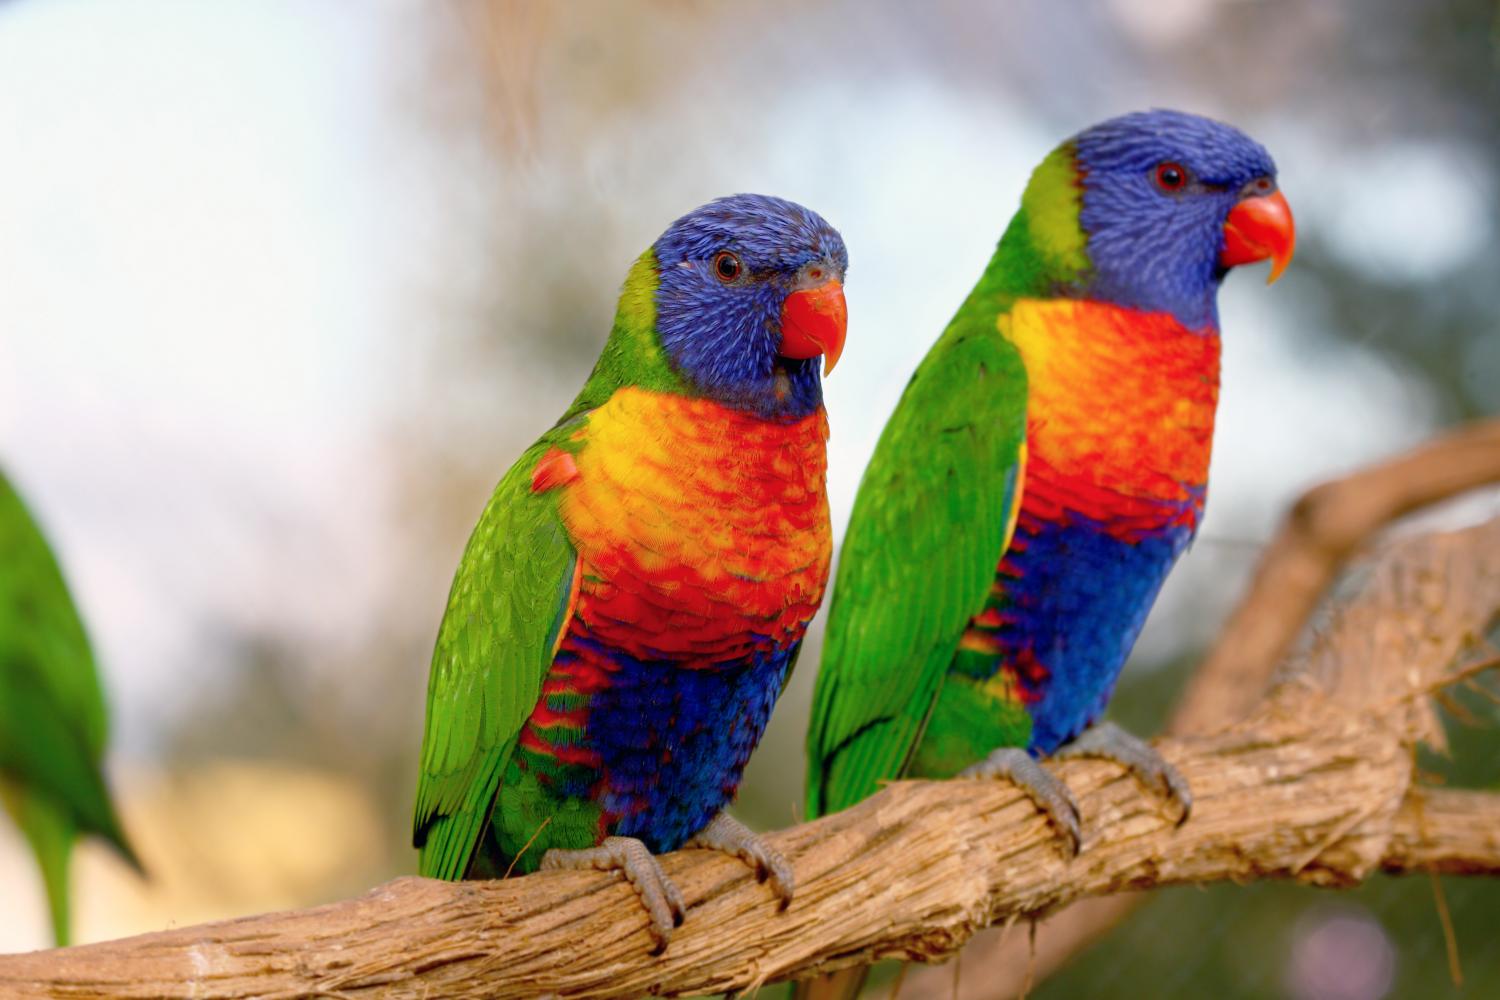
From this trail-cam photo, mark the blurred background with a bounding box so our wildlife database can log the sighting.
[1,0,1497,996]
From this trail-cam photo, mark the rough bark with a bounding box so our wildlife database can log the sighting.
[1,515,1495,999]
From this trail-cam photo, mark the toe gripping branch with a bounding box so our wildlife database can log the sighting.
[960,723,1191,859]
[541,837,686,952]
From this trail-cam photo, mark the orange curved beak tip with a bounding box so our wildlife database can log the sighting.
[1221,188,1296,284]
[780,279,847,375]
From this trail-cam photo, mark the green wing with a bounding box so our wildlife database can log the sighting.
[412,432,580,881]
[805,323,1028,817]
[0,471,137,848]
[0,468,140,944]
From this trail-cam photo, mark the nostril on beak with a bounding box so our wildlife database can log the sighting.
[1243,176,1275,199]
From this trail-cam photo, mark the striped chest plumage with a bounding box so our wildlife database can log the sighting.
[924,300,1220,768]
[1010,300,1219,515]
[496,387,831,865]
[562,387,832,660]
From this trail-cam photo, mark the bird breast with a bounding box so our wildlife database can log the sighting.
[558,387,832,663]
[1003,298,1221,515]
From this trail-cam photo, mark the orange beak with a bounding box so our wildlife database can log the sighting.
[1220,188,1296,284]
[780,279,847,375]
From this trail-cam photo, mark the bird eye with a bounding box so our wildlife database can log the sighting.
[712,251,742,283]
[1153,161,1189,192]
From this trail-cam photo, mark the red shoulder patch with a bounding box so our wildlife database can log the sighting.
[531,447,579,493]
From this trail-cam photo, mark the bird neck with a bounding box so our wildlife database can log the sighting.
[951,149,1092,337]
[956,144,1225,335]
[573,252,823,424]
[569,253,689,419]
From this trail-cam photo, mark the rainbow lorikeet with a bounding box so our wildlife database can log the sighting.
[807,110,1294,863]
[412,194,848,949]
[0,468,141,947]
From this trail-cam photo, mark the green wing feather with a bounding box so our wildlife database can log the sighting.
[412,431,580,880]
[0,468,140,945]
[805,321,1028,817]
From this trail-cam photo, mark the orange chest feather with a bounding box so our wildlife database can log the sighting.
[1003,299,1221,503]
[541,387,832,659]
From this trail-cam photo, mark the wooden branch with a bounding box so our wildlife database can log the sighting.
[1,516,1496,999]
[1385,787,1500,877]
[906,416,1500,998]
[3,760,1497,1000]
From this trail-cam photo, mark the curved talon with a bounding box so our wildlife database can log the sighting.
[1164,767,1193,826]
[541,836,686,951]
[1054,721,1193,825]
[960,747,1082,856]
[686,812,795,908]
[660,868,688,929]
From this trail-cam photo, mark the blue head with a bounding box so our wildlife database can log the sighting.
[652,194,848,420]
[1070,109,1294,330]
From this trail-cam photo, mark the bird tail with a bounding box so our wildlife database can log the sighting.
[2,784,78,947]
[35,817,74,948]
[2,769,146,948]
[794,966,869,1000]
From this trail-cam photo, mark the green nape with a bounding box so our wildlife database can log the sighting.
[1019,143,1090,275]
[956,141,1091,321]
[566,250,689,415]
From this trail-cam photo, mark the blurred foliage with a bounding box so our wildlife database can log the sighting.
[1293,0,1500,422]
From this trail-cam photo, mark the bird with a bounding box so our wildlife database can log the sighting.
[0,467,142,947]
[800,110,1293,998]
[411,193,849,951]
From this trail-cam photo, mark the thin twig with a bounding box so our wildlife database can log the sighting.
[1429,872,1463,988]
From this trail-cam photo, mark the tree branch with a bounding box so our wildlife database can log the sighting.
[4,757,1497,1000]
[1,514,1496,999]
[1385,787,1500,878]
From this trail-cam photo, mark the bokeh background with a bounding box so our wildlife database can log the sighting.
[2,1,1498,996]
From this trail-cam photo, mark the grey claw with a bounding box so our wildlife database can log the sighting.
[960,747,1082,856]
[1054,721,1192,824]
[685,812,795,908]
[541,836,686,951]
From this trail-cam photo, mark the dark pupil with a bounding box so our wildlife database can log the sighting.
[717,255,738,278]
[1161,166,1182,187]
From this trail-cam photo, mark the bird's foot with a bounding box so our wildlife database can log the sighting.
[959,747,1081,856]
[540,836,686,952]
[1054,721,1192,824]
[685,811,794,908]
